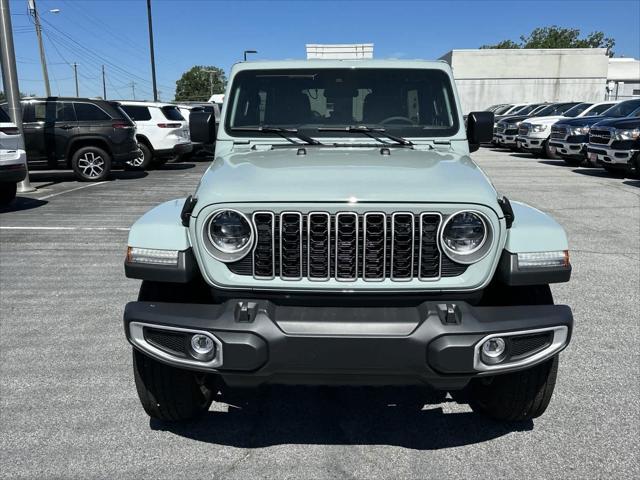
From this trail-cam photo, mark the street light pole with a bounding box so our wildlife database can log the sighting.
[146,0,158,102]
[27,0,51,97]
[102,65,106,99]
[1,0,36,192]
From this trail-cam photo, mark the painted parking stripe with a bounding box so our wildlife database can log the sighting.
[38,181,108,200]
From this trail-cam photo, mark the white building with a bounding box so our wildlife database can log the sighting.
[439,48,613,112]
[606,57,640,100]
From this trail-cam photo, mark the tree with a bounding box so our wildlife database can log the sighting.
[481,26,615,57]
[174,66,226,102]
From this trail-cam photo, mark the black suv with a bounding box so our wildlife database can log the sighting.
[4,98,139,181]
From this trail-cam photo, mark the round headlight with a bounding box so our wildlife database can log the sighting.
[204,209,254,262]
[442,212,486,254]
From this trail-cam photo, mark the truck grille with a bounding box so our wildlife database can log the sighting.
[550,125,568,140]
[589,128,612,145]
[518,124,530,136]
[229,211,468,281]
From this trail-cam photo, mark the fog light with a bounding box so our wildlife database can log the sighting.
[481,337,507,364]
[190,334,216,361]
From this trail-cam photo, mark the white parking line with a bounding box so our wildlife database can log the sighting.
[0,226,130,231]
[38,181,108,200]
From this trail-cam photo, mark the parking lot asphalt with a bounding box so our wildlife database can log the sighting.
[1,151,638,479]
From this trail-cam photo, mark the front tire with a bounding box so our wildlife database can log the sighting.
[562,156,583,167]
[469,356,559,421]
[133,349,214,421]
[71,146,111,181]
[0,182,17,206]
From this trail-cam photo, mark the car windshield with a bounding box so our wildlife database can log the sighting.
[226,68,460,138]
[516,104,542,115]
[493,105,512,115]
[0,106,10,122]
[601,100,640,118]
[563,103,592,118]
[588,103,615,115]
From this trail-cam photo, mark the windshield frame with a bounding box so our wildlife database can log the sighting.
[223,66,462,141]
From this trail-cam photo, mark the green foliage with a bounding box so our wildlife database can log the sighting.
[481,26,615,57]
[174,66,226,102]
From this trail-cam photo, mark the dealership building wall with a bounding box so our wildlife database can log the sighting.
[439,48,621,112]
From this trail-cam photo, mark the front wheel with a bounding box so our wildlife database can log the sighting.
[0,182,17,206]
[133,349,214,421]
[562,156,583,167]
[71,146,111,181]
[468,356,559,421]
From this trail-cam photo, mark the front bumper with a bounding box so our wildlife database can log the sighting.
[124,299,573,389]
[496,133,518,146]
[548,140,586,159]
[587,145,638,166]
[156,142,193,158]
[516,135,546,151]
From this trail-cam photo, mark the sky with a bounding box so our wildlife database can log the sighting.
[4,0,640,100]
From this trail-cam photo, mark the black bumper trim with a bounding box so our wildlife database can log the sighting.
[123,299,573,388]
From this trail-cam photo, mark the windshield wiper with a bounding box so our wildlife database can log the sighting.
[231,126,322,145]
[318,125,413,146]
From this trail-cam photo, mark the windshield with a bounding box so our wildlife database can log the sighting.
[226,68,459,138]
[563,103,592,118]
[493,105,512,115]
[516,104,542,115]
[588,103,614,115]
[601,99,640,118]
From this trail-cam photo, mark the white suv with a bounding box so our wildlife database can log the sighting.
[0,108,27,206]
[119,101,192,168]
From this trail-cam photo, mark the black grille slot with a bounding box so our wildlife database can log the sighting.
[509,332,553,358]
[253,212,274,277]
[144,328,188,358]
[419,214,440,279]
[550,125,567,140]
[392,213,414,279]
[280,212,302,278]
[308,213,330,279]
[336,213,358,280]
[363,213,386,280]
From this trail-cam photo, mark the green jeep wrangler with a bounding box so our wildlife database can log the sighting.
[123,59,573,423]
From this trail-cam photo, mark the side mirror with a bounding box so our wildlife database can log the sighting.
[466,111,494,153]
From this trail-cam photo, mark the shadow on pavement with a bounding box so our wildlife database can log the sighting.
[572,168,626,179]
[623,179,640,187]
[0,196,48,213]
[151,386,532,449]
[536,159,569,166]
[157,163,196,171]
[29,169,149,183]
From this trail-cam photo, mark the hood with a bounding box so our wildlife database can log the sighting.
[527,115,565,125]
[555,115,611,127]
[588,116,640,129]
[194,147,500,210]
[498,115,529,125]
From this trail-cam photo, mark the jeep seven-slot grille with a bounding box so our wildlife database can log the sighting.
[231,212,468,281]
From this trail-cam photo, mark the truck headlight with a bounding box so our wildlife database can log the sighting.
[570,126,590,135]
[441,211,493,264]
[531,124,547,132]
[204,209,254,262]
[614,128,640,141]
[506,122,521,129]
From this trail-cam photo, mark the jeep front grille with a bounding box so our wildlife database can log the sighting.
[229,211,468,281]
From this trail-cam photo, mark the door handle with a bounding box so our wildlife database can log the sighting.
[60,124,74,130]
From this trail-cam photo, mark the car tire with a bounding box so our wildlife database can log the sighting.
[0,182,17,206]
[468,355,559,421]
[540,139,555,159]
[132,349,214,422]
[71,146,111,181]
[126,143,153,170]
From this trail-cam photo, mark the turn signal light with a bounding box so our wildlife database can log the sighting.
[517,250,569,269]
[126,247,179,266]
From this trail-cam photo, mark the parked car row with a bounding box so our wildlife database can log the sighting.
[0,97,220,186]
[486,99,640,177]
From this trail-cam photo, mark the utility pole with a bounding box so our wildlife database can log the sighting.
[130,81,136,100]
[101,65,106,99]
[1,0,35,192]
[27,0,51,97]
[146,0,158,101]
[72,62,79,97]
[204,69,216,96]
